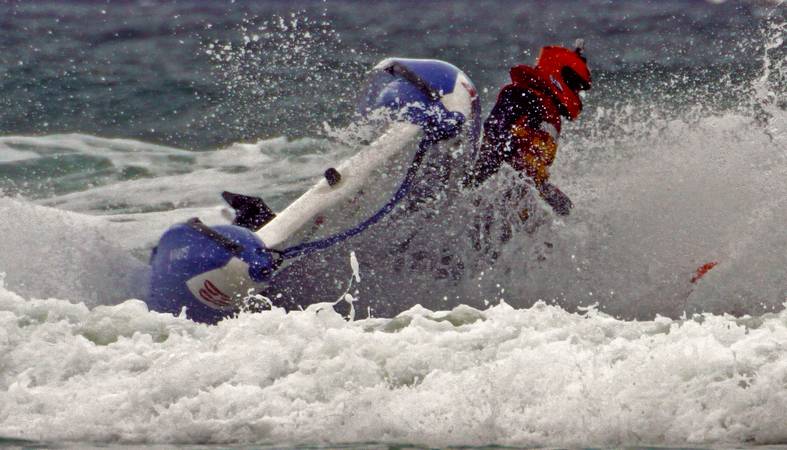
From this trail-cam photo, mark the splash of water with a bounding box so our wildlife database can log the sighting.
[203,11,367,142]
[477,10,787,320]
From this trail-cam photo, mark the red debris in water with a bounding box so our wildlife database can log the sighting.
[691,261,719,284]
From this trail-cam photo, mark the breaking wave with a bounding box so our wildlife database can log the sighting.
[1,280,786,446]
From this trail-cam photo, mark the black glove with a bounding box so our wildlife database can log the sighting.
[537,182,573,216]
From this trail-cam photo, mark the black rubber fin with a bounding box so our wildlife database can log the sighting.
[221,191,276,231]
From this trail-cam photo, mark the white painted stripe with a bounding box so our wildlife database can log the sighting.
[257,122,422,248]
[441,73,473,116]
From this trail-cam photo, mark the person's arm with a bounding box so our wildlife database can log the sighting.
[498,90,573,216]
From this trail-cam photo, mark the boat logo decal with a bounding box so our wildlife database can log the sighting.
[198,280,233,308]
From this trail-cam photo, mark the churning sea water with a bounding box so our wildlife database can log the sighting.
[0,0,786,447]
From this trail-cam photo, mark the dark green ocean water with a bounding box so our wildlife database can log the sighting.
[0,0,775,149]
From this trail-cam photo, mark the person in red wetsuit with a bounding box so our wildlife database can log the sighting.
[468,41,591,216]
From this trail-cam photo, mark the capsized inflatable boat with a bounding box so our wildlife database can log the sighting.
[147,58,482,324]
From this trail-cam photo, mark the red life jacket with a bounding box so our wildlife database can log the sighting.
[509,64,563,162]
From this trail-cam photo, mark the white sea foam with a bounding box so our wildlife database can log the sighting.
[0,198,149,306]
[0,147,38,163]
[0,281,785,446]
[18,133,353,215]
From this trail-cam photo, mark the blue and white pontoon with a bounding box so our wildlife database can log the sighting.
[147,58,482,324]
